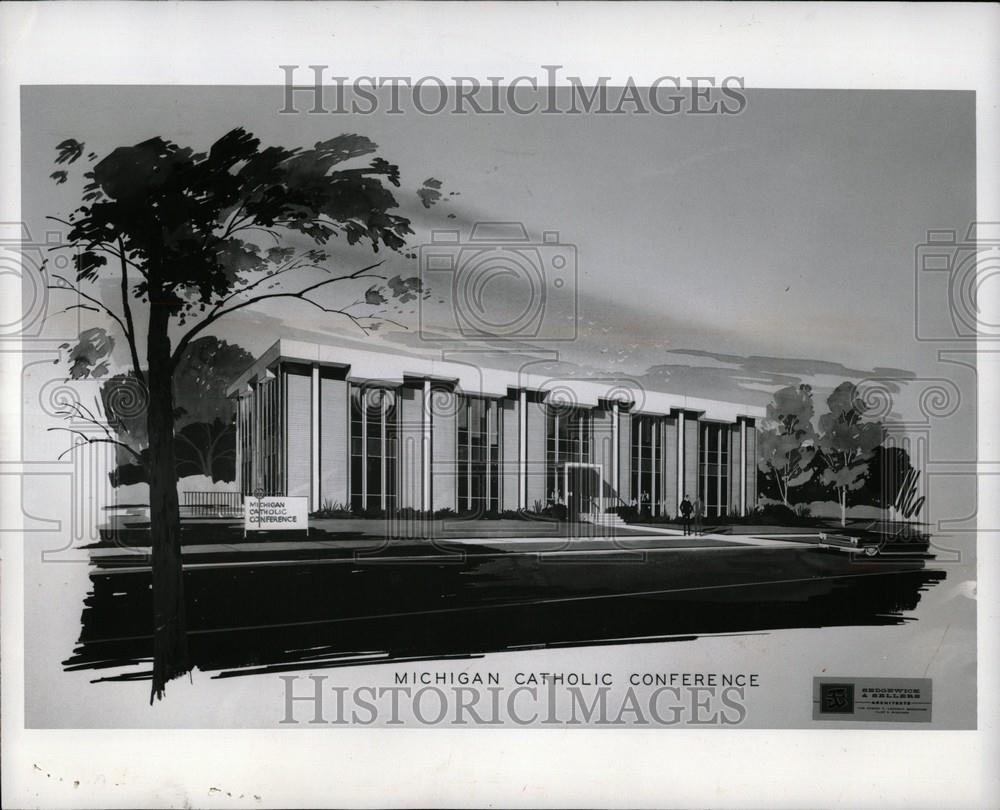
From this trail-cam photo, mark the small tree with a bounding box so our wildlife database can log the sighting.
[757,384,817,507]
[816,382,884,526]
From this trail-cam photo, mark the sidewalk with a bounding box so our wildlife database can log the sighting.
[86,529,811,573]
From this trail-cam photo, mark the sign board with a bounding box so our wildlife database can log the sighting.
[244,496,309,534]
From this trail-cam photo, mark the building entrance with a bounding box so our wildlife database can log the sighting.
[563,463,603,520]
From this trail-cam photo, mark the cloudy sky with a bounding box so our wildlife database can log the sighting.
[23,86,975,423]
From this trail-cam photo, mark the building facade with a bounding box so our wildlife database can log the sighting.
[229,339,763,519]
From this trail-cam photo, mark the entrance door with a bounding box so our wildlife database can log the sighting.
[567,465,598,519]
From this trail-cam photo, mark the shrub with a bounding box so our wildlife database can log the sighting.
[890,468,925,521]
[755,502,798,523]
[310,499,353,519]
[543,503,568,521]
[608,505,638,521]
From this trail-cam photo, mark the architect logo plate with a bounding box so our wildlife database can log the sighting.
[813,677,932,723]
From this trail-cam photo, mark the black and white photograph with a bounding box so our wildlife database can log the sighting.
[1,3,997,808]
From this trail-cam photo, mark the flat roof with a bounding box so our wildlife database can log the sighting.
[227,338,765,422]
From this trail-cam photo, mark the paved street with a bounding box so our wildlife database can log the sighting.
[65,526,943,681]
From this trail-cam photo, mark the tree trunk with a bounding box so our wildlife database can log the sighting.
[839,490,847,527]
[146,306,190,702]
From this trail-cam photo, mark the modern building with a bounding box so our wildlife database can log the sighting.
[228,338,764,520]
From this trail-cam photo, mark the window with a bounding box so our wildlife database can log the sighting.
[239,393,252,495]
[699,422,730,517]
[458,396,499,515]
[350,385,398,512]
[545,406,592,505]
[630,415,662,515]
[241,375,282,496]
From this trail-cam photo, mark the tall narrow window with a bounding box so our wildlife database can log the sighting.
[630,415,661,514]
[699,422,730,517]
[458,396,499,515]
[239,393,253,496]
[546,405,592,505]
[349,385,397,513]
[248,376,281,495]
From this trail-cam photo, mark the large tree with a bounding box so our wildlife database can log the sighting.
[816,382,885,526]
[756,384,817,506]
[47,129,431,701]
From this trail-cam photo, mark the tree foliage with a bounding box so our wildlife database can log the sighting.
[51,129,424,375]
[816,382,885,524]
[93,337,253,484]
[756,384,817,505]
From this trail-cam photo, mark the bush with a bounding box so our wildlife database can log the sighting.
[543,503,568,521]
[310,499,352,519]
[754,502,798,523]
[608,505,638,522]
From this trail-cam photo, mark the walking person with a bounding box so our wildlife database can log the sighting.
[693,495,704,536]
[679,494,693,535]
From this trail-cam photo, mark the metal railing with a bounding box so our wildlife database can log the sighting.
[181,490,244,516]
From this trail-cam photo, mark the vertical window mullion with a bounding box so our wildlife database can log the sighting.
[361,392,367,506]
[262,381,267,493]
[701,424,707,508]
[485,400,492,512]
[467,400,472,512]
[638,418,644,505]
[264,381,270,493]
[717,425,724,517]
[651,419,657,515]
[380,392,387,511]
[554,412,560,500]
[267,381,272,494]
[281,371,286,495]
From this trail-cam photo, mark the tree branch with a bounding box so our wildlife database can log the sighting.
[174,431,209,476]
[48,274,130,339]
[218,202,250,240]
[117,237,146,384]
[55,399,126,443]
[210,254,315,311]
[357,314,407,331]
[44,217,147,276]
[58,303,100,315]
[48,427,144,462]
[170,259,384,367]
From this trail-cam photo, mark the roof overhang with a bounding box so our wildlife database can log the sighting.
[226,337,767,421]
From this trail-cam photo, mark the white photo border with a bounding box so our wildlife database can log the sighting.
[1,2,997,808]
